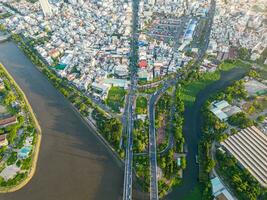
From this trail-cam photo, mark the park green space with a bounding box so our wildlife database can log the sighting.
[155,90,186,197]
[135,96,147,114]
[105,86,126,113]
[133,119,148,153]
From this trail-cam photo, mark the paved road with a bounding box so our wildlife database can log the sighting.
[146,2,216,196]
[148,79,178,200]
[250,108,267,120]
[195,0,216,62]
[123,94,134,200]
[148,93,159,200]
[122,0,139,199]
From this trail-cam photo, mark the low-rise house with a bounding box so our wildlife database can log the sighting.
[211,177,235,200]
[210,100,241,121]
[0,134,8,147]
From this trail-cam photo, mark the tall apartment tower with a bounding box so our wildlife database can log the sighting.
[39,0,52,17]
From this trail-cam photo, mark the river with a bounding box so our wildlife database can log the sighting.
[0,40,249,200]
[0,41,123,200]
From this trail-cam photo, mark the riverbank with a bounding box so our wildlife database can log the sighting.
[10,33,126,160]
[72,104,123,168]
[0,63,41,193]
[0,41,123,200]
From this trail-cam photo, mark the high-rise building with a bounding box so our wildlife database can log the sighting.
[39,0,52,17]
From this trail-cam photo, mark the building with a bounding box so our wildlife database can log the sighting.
[39,0,53,17]
[138,69,152,81]
[210,100,241,121]
[0,116,17,128]
[0,165,20,181]
[211,177,235,200]
[113,65,128,77]
[91,82,111,100]
[68,0,77,4]
[138,60,148,68]
[183,19,197,42]
[0,82,5,91]
[148,0,156,6]
[103,78,129,89]
[0,134,8,147]
[221,126,267,187]
[244,79,267,96]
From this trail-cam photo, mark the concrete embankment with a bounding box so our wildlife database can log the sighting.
[0,63,42,193]
[0,35,11,43]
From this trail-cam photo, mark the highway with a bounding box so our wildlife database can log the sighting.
[123,94,134,200]
[123,0,216,199]
[122,0,139,199]
[148,93,159,200]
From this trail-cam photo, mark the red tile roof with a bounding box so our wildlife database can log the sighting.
[138,60,148,68]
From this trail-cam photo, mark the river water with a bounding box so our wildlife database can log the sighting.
[0,41,123,200]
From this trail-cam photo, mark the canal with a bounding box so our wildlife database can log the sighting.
[166,67,249,200]
[0,41,123,200]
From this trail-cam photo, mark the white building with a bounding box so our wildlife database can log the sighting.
[211,177,235,200]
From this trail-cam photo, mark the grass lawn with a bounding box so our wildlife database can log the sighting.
[219,59,250,71]
[181,71,220,106]
[181,60,250,106]
[105,86,126,112]
[136,96,147,114]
